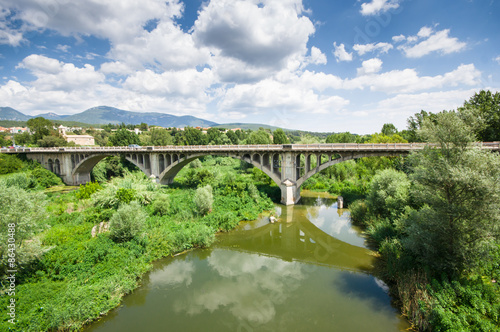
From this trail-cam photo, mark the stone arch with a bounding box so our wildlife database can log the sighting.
[71,153,151,180]
[48,159,54,173]
[295,151,400,188]
[54,159,61,175]
[158,153,281,187]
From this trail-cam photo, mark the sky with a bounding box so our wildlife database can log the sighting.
[0,0,499,134]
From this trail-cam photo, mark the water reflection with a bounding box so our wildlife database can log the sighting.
[85,191,409,332]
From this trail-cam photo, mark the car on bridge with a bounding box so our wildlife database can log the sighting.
[128,144,141,149]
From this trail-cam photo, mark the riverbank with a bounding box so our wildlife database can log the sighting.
[0,157,275,331]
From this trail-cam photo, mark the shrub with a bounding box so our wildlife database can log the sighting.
[194,185,213,215]
[151,194,170,216]
[109,201,146,242]
[30,166,63,188]
[189,159,202,168]
[76,181,102,199]
[115,188,136,204]
[0,154,23,174]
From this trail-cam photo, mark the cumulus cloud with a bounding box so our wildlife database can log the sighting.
[218,78,349,114]
[192,0,315,74]
[18,54,104,91]
[398,26,466,58]
[495,56,500,64]
[360,0,400,16]
[333,42,353,62]
[346,63,481,93]
[357,58,383,76]
[353,42,393,56]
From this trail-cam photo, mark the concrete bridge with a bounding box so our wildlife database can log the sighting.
[2,142,499,205]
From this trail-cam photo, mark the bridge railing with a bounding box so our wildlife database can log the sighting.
[1,142,498,153]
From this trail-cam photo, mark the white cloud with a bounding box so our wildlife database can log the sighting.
[308,46,327,65]
[360,0,400,16]
[123,68,214,99]
[18,54,104,91]
[345,63,481,93]
[357,58,383,76]
[353,42,393,56]
[392,34,405,43]
[495,56,500,64]
[398,27,466,58]
[218,78,349,115]
[193,0,314,73]
[333,42,353,62]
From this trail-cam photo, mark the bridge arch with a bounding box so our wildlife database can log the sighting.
[158,153,282,187]
[72,154,150,182]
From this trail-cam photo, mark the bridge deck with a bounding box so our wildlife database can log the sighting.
[2,142,499,154]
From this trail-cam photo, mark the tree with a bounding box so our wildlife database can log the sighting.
[27,117,53,142]
[149,128,173,146]
[0,183,47,274]
[109,128,141,146]
[366,169,410,220]
[109,201,146,242]
[381,123,398,136]
[403,111,500,275]
[246,130,272,144]
[326,132,357,143]
[273,128,289,144]
[37,135,69,147]
[226,130,239,145]
[462,90,500,141]
[194,185,213,215]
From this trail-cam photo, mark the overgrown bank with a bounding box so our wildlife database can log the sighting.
[0,156,275,331]
[349,110,500,330]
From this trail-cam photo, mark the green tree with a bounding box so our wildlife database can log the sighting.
[27,117,53,142]
[149,128,173,146]
[226,130,239,144]
[366,169,410,220]
[247,130,272,144]
[273,128,289,144]
[381,123,398,136]
[109,128,141,146]
[194,185,213,215]
[326,132,357,143]
[403,111,500,275]
[109,201,146,242]
[36,135,69,147]
[0,183,47,274]
[462,90,500,141]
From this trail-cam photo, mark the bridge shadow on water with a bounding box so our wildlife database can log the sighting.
[214,193,375,274]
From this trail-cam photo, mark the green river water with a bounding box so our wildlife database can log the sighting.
[84,191,410,331]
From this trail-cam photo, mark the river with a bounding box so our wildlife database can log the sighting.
[84,190,409,331]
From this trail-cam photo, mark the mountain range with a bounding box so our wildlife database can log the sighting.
[0,106,218,128]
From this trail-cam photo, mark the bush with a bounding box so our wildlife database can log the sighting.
[109,201,146,242]
[30,166,63,188]
[115,187,136,204]
[194,185,213,215]
[0,153,23,174]
[76,181,102,199]
[151,194,170,216]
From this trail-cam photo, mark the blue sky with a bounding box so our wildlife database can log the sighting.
[0,0,499,134]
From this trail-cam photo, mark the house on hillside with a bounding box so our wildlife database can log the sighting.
[58,125,95,146]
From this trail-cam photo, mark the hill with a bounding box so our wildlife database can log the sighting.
[0,106,218,128]
[0,107,31,121]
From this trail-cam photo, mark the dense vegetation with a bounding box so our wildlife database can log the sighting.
[0,155,274,331]
[348,94,500,330]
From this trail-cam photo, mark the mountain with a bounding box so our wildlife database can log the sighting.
[64,106,218,128]
[214,123,283,131]
[35,112,69,120]
[0,106,218,128]
[0,107,31,121]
